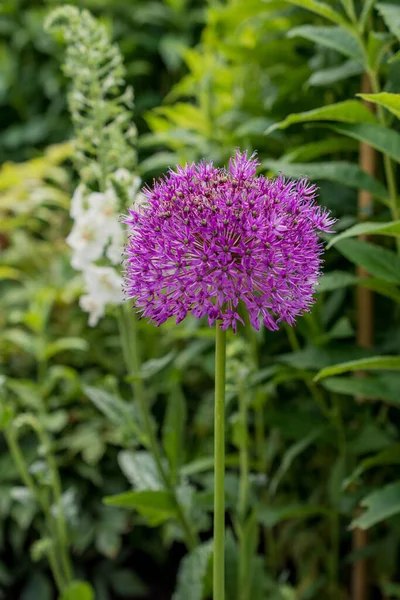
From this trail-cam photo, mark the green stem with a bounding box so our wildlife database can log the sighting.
[214,325,226,600]
[5,428,67,591]
[237,380,249,524]
[237,379,250,600]
[120,306,199,550]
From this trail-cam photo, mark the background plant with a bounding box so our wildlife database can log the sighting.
[1,0,400,599]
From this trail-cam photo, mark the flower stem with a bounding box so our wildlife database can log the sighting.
[214,325,226,600]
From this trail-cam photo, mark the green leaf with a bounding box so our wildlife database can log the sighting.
[334,239,400,283]
[345,444,400,488]
[44,337,88,360]
[288,26,364,61]
[377,2,400,41]
[321,374,400,404]
[329,122,400,163]
[315,356,400,381]
[263,160,388,202]
[283,137,358,162]
[257,503,330,527]
[0,266,22,281]
[104,490,177,526]
[118,450,163,490]
[351,482,400,530]
[328,220,400,248]
[360,0,377,29]
[317,270,360,292]
[309,59,363,86]
[172,542,213,600]
[162,383,186,481]
[281,0,349,26]
[265,100,377,134]
[357,92,400,120]
[269,427,325,494]
[59,581,95,600]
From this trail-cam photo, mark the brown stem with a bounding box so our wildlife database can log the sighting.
[352,73,375,600]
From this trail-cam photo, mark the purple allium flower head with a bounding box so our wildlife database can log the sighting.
[123,151,335,332]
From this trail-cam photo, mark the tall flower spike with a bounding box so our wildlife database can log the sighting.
[124,151,335,332]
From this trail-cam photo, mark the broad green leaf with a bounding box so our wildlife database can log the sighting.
[2,329,37,357]
[288,26,364,61]
[0,267,22,280]
[317,270,360,291]
[309,59,363,86]
[282,0,349,26]
[265,100,377,134]
[377,3,400,40]
[104,490,177,526]
[283,137,357,162]
[345,444,400,488]
[172,542,213,600]
[328,220,400,248]
[358,92,400,120]
[381,582,400,598]
[162,383,187,481]
[329,122,400,163]
[361,278,400,303]
[118,450,164,491]
[321,375,400,404]
[263,160,388,202]
[84,386,133,427]
[351,482,400,529]
[269,427,325,494]
[360,0,377,29]
[257,503,330,527]
[44,337,88,360]
[59,581,94,600]
[315,356,400,381]
[334,239,400,283]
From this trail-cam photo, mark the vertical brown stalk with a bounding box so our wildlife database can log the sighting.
[351,73,375,600]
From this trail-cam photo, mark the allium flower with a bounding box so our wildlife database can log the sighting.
[124,151,335,332]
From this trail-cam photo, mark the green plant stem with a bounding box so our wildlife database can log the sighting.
[214,325,226,600]
[119,306,199,550]
[237,379,250,600]
[5,428,67,592]
[237,381,249,524]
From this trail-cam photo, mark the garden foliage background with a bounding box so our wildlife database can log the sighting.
[1,0,400,599]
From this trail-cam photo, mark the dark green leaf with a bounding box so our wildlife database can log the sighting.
[263,160,388,201]
[104,490,177,526]
[315,356,400,381]
[351,482,400,529]
[172,542,213,600]
[288,26,363,61]
[334,239,400,283]
[59,582,95,600]
[329,122,400,163]
[265,101,377,134]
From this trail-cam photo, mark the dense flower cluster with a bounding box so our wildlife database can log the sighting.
[68,170,142,325]
[124,151,335,332]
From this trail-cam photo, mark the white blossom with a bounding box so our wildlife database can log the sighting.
[70,183,87,219]
[67,211,106,270]
[79,294,105,327]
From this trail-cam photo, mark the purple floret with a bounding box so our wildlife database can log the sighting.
[123,151,335,332]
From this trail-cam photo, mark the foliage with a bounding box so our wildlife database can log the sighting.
[1,0,400,599]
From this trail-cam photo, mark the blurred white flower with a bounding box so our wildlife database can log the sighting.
[83,265,124,305]
[67,211,106,269]
[70,183,87,219]
[79,294,105,327]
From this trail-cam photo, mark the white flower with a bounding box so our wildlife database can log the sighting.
[83,265,124,305]
[79,294,105,327]
[70,184,87,219]
[88,188,119,218]
[114,169,141,203]
[67,211,106,270]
